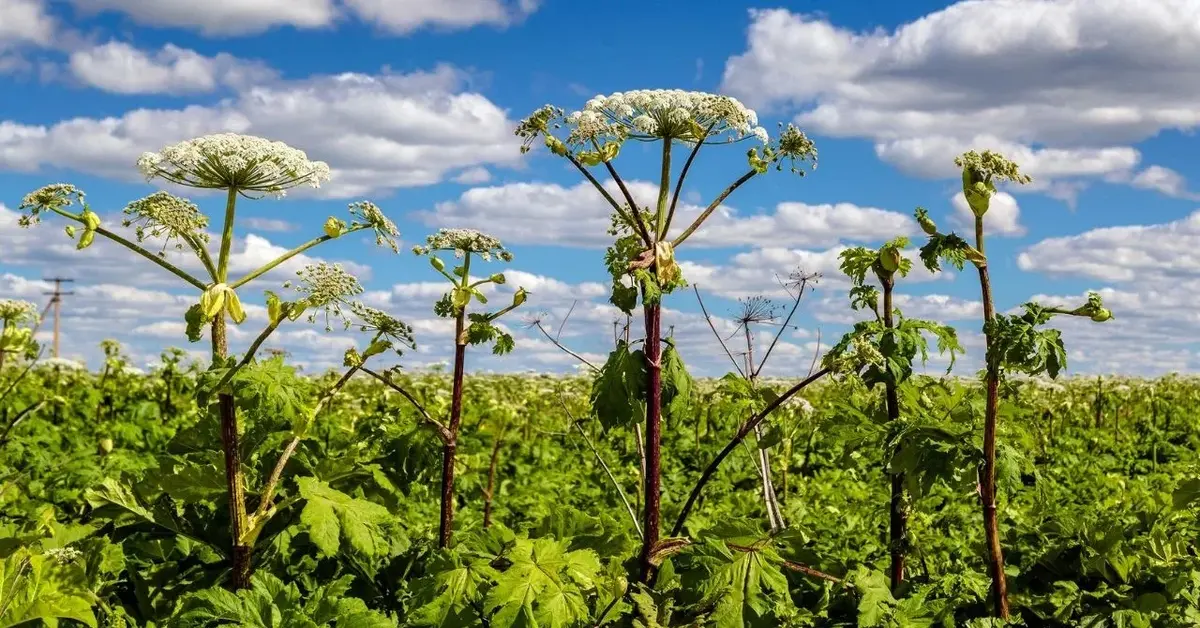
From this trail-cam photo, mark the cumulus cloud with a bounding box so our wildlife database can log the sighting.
[0,64,522,197]
[950,190,1025,237]
[68,0,540,36]
[68,41,276,94]
[414,179,917,248]
[721,2,1200,198]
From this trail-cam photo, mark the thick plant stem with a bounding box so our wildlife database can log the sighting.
[638,301,663,582]
[974,216,1009,619]
[482,429,505,529]
[440,331,467,548]
[213,314,251,590]
[881,278,907,591]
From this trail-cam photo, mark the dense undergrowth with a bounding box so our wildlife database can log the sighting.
[2,354,1198,627]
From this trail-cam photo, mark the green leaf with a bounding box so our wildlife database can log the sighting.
[296,477,396,559]
[0,549,97,628]
[484,537,600,628]
[590,341,647,431]
[661,343,694,424]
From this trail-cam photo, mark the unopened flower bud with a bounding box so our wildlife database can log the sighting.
[1090,308,1113,323]
[879,246,901,273]
[324,217,346,238]
[490,273,506,285]
[98,438,114,455]
[512,287,528,308]
[430,256,445,272]
[918,213,937,236]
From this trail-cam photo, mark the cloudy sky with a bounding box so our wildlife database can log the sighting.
[0,0,1196,376]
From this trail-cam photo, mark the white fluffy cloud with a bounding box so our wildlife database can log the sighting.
[0,0,54,50]
[0,64,522,197]
[68,41,276,94]
[415,179,917,248]
[68,0,539,36]
[722,2,1200,198]
[1015,213,1200,374]
[950,190,1025,237]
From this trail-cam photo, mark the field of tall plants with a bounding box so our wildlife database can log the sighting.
[2,91,1199,626]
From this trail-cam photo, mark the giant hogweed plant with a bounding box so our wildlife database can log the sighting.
[517,89,818,580]
[914,149,1113,619]
[15,133,411,591]
[823,237,963,591]
[0,299,45,451]
[363,228,527,549]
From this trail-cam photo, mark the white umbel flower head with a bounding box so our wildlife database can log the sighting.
[0,299,38,325]
[38,357,86,371]
[412,228,513,262]
[347,201,400,253]
[136,133,332,196]
[564,89,768,145]
[17,184,85,227]
[122,191,210,256]
[287,262,364,330]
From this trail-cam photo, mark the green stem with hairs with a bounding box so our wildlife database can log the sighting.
[48,207,206,290]
[217,187,238,282]
[654,139,673,239]
[229,226,368,290]
[671,169,758,248]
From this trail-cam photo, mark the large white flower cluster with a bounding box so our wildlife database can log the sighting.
[0,299,38,324]
[566,89,768,144]
[413,228,512,261]
[137,133,332,195]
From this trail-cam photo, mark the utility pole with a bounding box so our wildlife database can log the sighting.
[42,277,74,358]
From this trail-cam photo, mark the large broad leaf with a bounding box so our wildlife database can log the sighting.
[590,341,647,431]
[408,550,499,627]
[173,572,395,627]
[0,549,97,628]
[484,537,601,628]
[296,477,396,559]
[660,343,694,425]
[680,538,792,628]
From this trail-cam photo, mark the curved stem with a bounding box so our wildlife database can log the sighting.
[663,126,713,239]
[671,367,831,537]
[563,152,650,247]
[48,207,206,290]
[253,363,362,521]
[533,321,598,372]
[212,321,282,392]
[182,233,218,282]
[229,229,361,290]
[558,395,642,539]
[671,169,758,248]
[361,367,449,441]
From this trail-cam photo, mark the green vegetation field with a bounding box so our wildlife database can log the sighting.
[2,352,1199,626]
[2,99,1198,627]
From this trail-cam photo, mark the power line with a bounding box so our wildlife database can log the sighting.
[42,277,75,358]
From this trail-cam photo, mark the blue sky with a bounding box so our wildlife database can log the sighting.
[2,0,1198,376]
